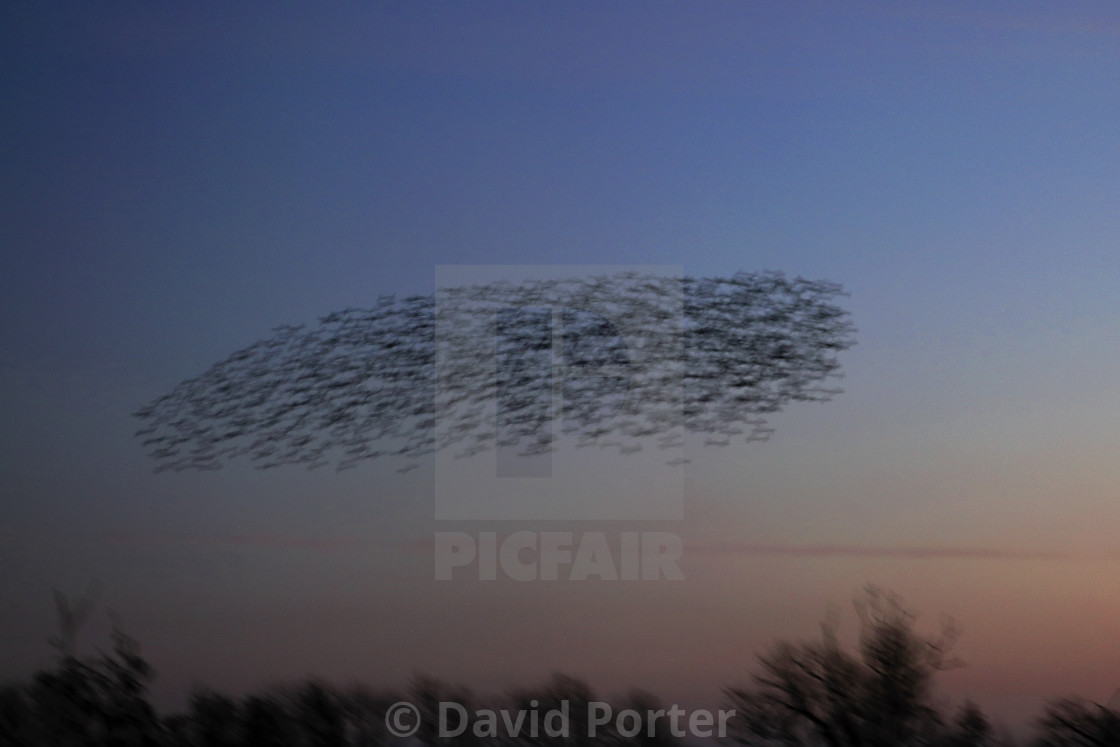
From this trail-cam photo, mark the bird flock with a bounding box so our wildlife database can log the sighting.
[134,271,855,472]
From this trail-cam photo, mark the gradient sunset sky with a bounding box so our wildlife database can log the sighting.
[3,2,1120,737]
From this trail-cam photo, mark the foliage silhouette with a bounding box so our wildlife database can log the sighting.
[508,673,599,747]
[240,692,291,747]
[947,700,994,747]
[134,271,855,471]
[6,590,161,746]
[410,674,476,746]
[725,587,966,747]
[29,588,1120,745]
[1032,697,1120,746]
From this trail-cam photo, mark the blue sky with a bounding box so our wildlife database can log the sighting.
[3,2,1120,736]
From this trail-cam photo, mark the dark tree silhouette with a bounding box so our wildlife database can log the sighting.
[296,681,347,747]
[1033,697,1120,746]
[134,271,855,471]
[240,693,290,747]
[16,586,1079,746]
[508,673,599,747]
[16,591,161,747]
[946,700,994,747]
[410,674,479,746]
[0,683,36,747]
[340,685,398,747]
[613,689,685,747]
[725,587,965,747]
[188,688,241,747]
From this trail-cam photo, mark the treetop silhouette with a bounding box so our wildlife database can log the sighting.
[726,587,968,747]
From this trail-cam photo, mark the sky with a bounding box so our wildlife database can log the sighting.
[2,1,1120,738]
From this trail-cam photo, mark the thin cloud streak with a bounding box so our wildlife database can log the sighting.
[101,532,366,551]
[688,542,1072,562]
